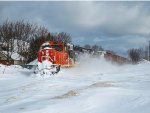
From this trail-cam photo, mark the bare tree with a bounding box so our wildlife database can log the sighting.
[98,46,103,51]
[57,32,72,43]
[128,48,142,63]
[0,20,15,60]
[0,20,49,63]
[84,44,91,49]
[35,25,48,39]
[92,45,99,52]
[19,22,48,61]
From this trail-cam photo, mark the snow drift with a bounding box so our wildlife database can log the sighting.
[61,54,122,76]
[0,57,150,113]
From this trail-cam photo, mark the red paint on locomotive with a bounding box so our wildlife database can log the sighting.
[38,41,74,67]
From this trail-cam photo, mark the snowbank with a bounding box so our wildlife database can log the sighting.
[0,64,32,77]
[0,57,150,113]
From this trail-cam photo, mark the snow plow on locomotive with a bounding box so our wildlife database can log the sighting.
[35,41,75,76]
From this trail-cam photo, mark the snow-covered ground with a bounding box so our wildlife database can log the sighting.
[0,56,150,113]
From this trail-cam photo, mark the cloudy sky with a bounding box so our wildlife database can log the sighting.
[0,1,150,57]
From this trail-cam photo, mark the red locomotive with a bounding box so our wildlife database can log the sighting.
[35,41,74,75]
[35,41,129,76]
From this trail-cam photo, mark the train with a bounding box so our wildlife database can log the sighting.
[35,41,129,76]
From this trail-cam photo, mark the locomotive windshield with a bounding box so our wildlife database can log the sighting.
[52,45,63,51]
[42,45,51,49]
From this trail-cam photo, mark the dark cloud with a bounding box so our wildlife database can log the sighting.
[0,1,150,56]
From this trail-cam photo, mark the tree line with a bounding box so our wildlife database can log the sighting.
[128,45,150,64]
[84,44,103,51]
[2,20,146,65]
[0,20,105,64]
[0,20,72,63]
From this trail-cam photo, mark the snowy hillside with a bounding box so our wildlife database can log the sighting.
[0,57,150,113]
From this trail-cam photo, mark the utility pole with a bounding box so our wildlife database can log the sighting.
[147,41,150,61]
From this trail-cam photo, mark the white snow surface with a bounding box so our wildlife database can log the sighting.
[0,56,150,113]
